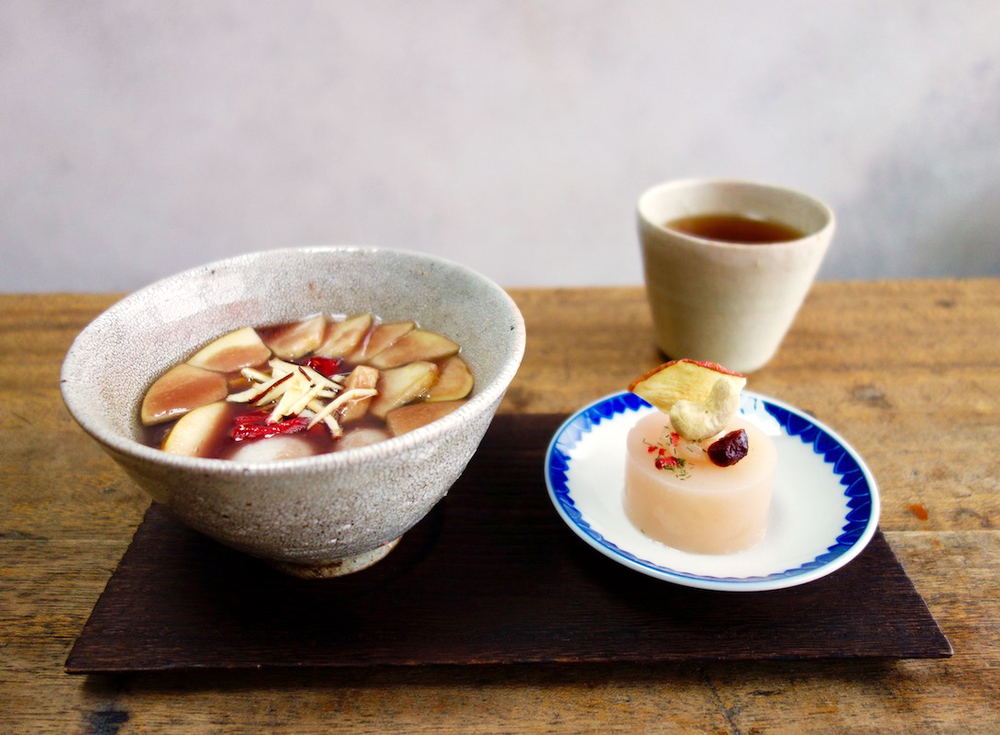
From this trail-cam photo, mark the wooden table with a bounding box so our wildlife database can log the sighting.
[2,281,998,733]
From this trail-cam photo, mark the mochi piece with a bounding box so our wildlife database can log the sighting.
[187,327,272,373]
[162,401,231,458]
[349,321,415,363]
[141,363,228,426]
[338,365,380,424]
[314,313,373,358]
[229,435,318,463]
[424,355,473,402]
[386,400,465,436]
[337,427,391,451]
[261,314,326,360]
[369,361,438,419]
[368,329,459,369]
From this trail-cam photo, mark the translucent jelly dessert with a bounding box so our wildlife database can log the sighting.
[625,358,777,554]
[624,411,777,554]
[139,313,474,461]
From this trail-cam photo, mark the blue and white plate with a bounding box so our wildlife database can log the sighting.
[545,391,880,592]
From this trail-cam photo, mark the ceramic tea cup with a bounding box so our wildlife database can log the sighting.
[638,179,834,373]
[61,246,525,577]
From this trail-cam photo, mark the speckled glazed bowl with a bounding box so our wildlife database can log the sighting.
[61,246,525,577]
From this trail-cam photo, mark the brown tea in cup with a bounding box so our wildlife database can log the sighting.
[665,213,804,244]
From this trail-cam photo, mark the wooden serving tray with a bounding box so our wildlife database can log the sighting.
[66,414,951,673]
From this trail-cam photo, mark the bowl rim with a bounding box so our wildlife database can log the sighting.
[637,177,836,248]
[61,245,526,477]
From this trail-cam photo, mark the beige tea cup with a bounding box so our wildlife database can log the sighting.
[637,178,835,373]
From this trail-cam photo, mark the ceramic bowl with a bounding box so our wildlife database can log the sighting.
[61,246,525,577]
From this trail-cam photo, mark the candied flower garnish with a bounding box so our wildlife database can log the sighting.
[642,438,691,479]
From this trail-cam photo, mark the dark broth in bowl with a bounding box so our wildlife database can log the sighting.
[666,213,805,244]
[139,313,474,462]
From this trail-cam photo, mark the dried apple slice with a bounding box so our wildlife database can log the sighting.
[314,313,373,358]
[368,329,460,369]
[140,363,228,426]
[162,401,231,458]
[261,314,326,360]
[187,327,272,373]
[349,321,415,363]
[424,355,473,402]
[628,359,747,441]
[338,365,380,424]
[369,361,438,419]
[386,400,465,436]
[628,359,745,413]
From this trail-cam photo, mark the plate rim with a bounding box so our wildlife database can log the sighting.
[544,390,881,592]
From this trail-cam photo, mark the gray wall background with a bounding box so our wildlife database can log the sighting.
[2,1,999,292]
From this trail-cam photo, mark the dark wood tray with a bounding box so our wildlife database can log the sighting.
[66,414,951,673]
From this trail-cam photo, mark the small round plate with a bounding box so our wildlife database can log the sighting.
[545,391,880,592]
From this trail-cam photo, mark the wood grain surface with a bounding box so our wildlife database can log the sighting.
[2,281,999,733]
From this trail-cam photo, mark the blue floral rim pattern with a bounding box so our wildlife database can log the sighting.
[545,391,879,589]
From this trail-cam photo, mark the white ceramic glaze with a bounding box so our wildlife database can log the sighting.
[61,246,525,575]
[638,179,834,373]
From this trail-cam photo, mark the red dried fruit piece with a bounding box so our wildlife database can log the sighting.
[303,356,342,378]
[231,415,309,441]
[707,428,749,467]
[233,411,270,425]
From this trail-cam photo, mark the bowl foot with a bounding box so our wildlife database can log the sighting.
[268,537,401,578]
